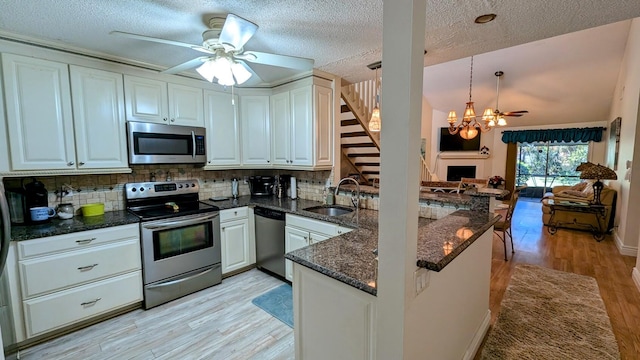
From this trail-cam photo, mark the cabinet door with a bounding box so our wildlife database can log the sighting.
[123,76,168,123]
[220,218,251,274]
[2,53,75,170]
[168,83,204,127]
[240,95,271,166]
[290,86,313,166]
[270,91,291,166]
[204,91,241,166]
[314,85,334,167]
[285,226,310,281]
[309,231,331,245]
[70,66,128,169]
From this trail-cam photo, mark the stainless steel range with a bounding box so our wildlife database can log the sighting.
[125,180,221,309]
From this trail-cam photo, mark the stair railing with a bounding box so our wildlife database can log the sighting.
[420,155,438,183]
[341,79,381,148]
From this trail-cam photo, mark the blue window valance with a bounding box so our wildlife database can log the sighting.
[501,127,605,144]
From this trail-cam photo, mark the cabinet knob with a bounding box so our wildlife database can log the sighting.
[234,211,238,215]
[79,162,85,166]
[171,118,175,122]
[338,230,342,234]
[67,161,75,166]
[163,117,168,122]
[208,161,211,164]
[267,160,270,163]
[222,227,225,231]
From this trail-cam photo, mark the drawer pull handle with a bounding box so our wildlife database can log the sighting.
[77,264,98,271]
[76,238,96,245]
[81,298,101,307]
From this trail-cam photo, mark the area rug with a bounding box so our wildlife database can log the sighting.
[251,283,293,328]
[481,264,619,360]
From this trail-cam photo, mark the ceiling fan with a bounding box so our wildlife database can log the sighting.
[492,71,528,124]
[110,14,314,86]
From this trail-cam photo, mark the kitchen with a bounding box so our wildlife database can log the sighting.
[0,4,509,359]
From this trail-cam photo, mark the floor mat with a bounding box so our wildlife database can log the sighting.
[251,283,293,328]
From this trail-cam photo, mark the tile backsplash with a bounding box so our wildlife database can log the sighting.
[3,166,331,216]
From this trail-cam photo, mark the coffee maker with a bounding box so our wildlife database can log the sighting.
[276,175,291,198]
[248,176,275,196]
[23,178,49,223]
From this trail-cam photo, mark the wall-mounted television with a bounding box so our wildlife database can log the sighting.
[439,127,481,152]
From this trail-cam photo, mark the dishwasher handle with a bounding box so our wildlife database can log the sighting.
[254,206,286,220]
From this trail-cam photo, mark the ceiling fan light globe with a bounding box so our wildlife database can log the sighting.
[196,60,216,82]
[231,62,252,84]
[487,119,496,127]
[497,117,507,126]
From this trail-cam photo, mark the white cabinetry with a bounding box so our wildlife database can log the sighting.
[204,90,241,167]
[124,75,204,127]
[69,66,128,169]
[284,214,352,281]
[2,53,74,170]
[240,95,271,166]
[1,55,129,172]
[270,77,334,169]
[16,224,142,338]
[220,207,255,275]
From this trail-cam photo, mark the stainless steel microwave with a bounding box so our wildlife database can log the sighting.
[127,122,206,165]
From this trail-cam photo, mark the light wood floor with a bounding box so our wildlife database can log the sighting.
[19,270,294,360]
[20,199,640,359]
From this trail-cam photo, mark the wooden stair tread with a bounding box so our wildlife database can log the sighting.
[341,131,368,138]
[342,143,377,148]
[341,104,351,113]
[341,119,360,126]
[347,153,379,157]
[362,170,380,174]
[354,162,380,166]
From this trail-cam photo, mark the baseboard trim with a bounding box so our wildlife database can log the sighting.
[614,230,638,257]
[633,268,640,294]
[464,310,491,360]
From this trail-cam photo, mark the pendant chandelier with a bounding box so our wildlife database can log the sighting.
[368,62,381,132]
[447,56,496,140]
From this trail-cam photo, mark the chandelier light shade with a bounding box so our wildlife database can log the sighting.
[579,163,617,205]
[447,56,496,140]
[369,64,381,132]
[196,54,252,86]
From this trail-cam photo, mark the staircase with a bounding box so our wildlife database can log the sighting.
[340,79,435,186]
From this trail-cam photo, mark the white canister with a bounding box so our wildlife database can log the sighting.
[290,177,297,199]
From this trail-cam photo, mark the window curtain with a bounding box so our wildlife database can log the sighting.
[501,127,605,144]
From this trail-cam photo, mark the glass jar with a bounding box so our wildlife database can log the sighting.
[57,203,75,219]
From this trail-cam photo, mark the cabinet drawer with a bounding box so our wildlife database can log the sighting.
[286,214,338,237]
[17,224,139,259]
[20,239,141,298]
[220,207,248,222]
[23,271,142,338]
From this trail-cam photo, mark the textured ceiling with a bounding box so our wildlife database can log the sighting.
[0,1,639,127]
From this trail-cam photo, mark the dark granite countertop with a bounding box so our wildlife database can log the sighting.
[10,211,140,241]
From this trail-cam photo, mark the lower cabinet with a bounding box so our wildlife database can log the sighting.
[15,224,142,339]
[220,207,256,275]
[284,214,352,281]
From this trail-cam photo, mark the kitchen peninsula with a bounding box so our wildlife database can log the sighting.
[285,190,503,359]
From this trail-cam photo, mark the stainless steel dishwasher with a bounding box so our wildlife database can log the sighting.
[254,207,286,279]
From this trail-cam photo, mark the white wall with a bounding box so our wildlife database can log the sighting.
[606,18,640,255]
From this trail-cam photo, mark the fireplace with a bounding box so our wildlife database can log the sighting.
[447,166,476,181]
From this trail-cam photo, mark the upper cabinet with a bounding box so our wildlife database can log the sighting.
[269,77,334,170]
[124,75,204,127]
[204,90,241,168]
[240,95,271,166]
[2,54,129,172]
[69,66,128,170]
[2,53,75,170]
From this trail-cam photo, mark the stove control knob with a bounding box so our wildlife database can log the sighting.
[131,187,136,192]
[184,184,189,188]
[192,183,196,188]
[139,187,144,192]
[178,184,183,188]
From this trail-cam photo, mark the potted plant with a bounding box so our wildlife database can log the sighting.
[489,175,505,189]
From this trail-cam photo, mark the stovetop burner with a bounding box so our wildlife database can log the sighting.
[125,179,219,221]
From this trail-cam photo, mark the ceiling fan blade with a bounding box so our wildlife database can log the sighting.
[110,31,213,54]
[502,113,524,117]
[502,110,529,116]
[237,51,314,70]
[161,57,210,74]
[219,14,258,51]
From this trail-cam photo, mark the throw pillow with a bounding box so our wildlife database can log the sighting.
[581,180,595,196]
[559,190,589,198]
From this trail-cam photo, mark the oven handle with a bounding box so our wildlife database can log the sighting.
[142,213,219,230]
[146,264,220,289]
[191,130,196,159]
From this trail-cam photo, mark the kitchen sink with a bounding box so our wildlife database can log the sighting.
[303,205,354,217]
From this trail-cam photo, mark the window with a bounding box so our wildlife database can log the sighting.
[516,142,589,198]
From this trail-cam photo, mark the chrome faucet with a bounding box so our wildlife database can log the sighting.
[335,177,360,225]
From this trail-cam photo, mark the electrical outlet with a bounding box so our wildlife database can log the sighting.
[414,268,430,295]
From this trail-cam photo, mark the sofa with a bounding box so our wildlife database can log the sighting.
[541,182,617,232]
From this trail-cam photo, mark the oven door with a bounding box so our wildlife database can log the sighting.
[140,212,220,285]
